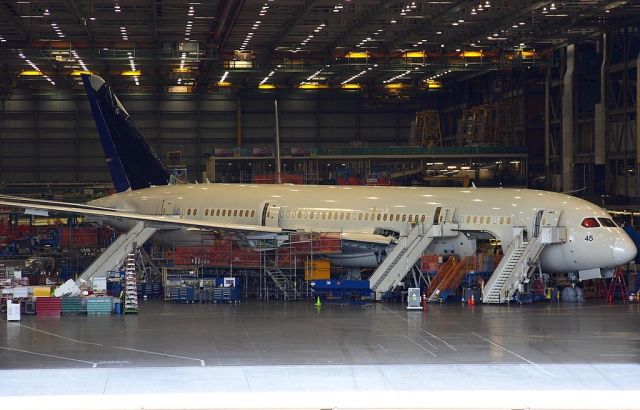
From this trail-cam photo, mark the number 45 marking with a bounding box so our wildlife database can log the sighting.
[585,235,593,242]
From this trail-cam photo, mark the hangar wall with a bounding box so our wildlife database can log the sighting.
[0,91,412,183]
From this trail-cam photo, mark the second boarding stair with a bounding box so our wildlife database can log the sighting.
[427,255,477,302]
[482,209,566,304]
[263,254,301,301]
[370,207,459,299]
[75,221,157,286]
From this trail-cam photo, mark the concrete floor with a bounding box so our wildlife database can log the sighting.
[1,300,640,409]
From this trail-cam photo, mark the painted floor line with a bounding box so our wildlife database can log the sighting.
[404,336,437,358]
[380,304,457,352]
[5,321,206,367]
[471,331,554,377]
[0,346,97,368]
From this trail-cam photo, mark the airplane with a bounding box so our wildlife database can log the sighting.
[0,74,635,285]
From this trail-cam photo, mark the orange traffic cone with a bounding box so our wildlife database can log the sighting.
[470,294,476,305]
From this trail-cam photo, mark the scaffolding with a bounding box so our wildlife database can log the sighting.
[410,110,442,147]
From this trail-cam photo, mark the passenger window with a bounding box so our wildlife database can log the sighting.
[251,210,255,218]
[402,214,406,222]
[371,212,375,220]
[486,217,491,224]
[322,212,327,220]
[389,214,394,221]
[396,214,400,222]
[377,214,381,221]
[346,213,350,220]
[187,209,192,216]
[383,214,388,221]
[194,209,198,216]
[227,209,232,216]
[408,215,413,222]
[233,210,237,217]
[364,213,369,221]
[479,216,484,224]
[414,214,419,222]
[216,209,220,216]
[358,213,363,221]
[581,218,600,228]
[340,213,345,220]
[500,217,504,224]
[473,216,477,223]
[506,217,511,224]
[466,216,470,223]
[310,212,314,219]
[222,210,226,216]
[598,218,617,227]
[421,215,426,222]
[205,209,209,216]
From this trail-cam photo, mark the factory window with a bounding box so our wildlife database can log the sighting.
[599,218,617,227]
[581,218,600,228]
[506,217,511,224]
[251,210,256,218]
[402,214,406,222]
[500,217,504,224]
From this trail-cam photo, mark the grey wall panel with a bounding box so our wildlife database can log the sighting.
[1,91,414,184]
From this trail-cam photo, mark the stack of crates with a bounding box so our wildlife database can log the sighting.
[86,297,112,315]
[61,297,86,315]
[35,297,61,316]
[124,254,139,313]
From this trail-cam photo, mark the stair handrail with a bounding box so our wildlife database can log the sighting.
[483,227,525,295]
[427,255,459,298]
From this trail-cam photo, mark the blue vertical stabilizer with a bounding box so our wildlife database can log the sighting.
[81,74,170,191]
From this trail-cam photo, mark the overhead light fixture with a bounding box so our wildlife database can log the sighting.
[20,70,43,76]
[121,70,141,76]
[258,84,276,89]
[70,70,92,76]
[340,83,361,90]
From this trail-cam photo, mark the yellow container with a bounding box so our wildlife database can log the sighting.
[33,286,52,297]
[305,259,330,280]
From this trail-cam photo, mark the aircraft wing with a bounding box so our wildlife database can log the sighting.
[340,232,395,245]
[0,199,281,234]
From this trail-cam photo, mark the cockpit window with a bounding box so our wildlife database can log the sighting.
[581,218,600,228]
[598,218,617,227]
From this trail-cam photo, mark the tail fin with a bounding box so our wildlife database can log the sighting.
[81,74,170,191]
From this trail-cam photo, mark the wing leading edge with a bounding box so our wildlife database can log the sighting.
[0,199,281,234]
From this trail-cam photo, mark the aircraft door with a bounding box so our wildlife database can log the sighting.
[261,202,281,227]
[433,207,442,225]
[533,209,543,238]
[161,200,177,215]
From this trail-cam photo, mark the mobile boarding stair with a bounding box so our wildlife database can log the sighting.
[370,208,459,300]
[482,209,566,304]
[75,221,157,286]
[427,255,477,302]
[263,253,301,301]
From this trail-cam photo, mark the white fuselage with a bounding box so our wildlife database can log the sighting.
[89,184,637,273]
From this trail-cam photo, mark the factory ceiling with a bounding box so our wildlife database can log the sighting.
[0,0,638,94]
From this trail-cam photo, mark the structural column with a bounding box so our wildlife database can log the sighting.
[562,45,575,192]
[594,35,607,194]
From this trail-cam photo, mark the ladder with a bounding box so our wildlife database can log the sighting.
[75,221,157,286]
[370,208,458,299]
[483,210,566,304]
[123,253,139,313]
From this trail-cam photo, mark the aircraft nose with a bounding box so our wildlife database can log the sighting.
[612,234,637,266]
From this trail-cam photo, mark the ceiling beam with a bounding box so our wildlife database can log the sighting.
[62,0,96,43]
[0,2,30,43]
[386,0,478,50]
[268,0,318,52]
[325,0,396,52]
